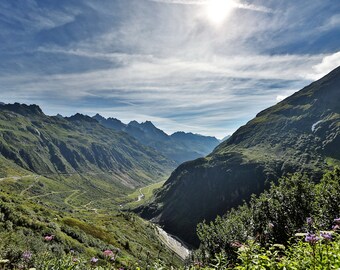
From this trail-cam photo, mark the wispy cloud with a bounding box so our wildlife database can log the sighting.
[0,0,338,138]
[148,0,271,13]
[308,52,340,80]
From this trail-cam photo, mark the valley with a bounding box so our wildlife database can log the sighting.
[1,0,339,268]
[0,68,338,269]
[139,66,340,246]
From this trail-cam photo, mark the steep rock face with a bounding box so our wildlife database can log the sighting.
[139,66,340,246]
[0,105,176,187]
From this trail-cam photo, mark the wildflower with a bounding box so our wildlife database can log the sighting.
[332,224,340,231]
[103,250,114,257]
[306,217,313,225]
[334,218,340,224]
[320,232,332,241]
[22,251,32,261]
[305,233,320,245]
[44,235,53,241]
[110,256,116,261]
[90,257,98,263]
[230,241,243,248]
[72,257,79,263]
[194,261,203,267]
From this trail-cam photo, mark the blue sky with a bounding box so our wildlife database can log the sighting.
[0,0,339,138]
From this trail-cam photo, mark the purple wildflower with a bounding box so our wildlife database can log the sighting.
[90,257,98,263]
[305,233,320,245]
[320,232,332,241]
[333,224,340,231]
[334,218,340,224]
[22,251,32,261]
[306,217,313,225]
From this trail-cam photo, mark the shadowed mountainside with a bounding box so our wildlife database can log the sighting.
[138,66,340,246]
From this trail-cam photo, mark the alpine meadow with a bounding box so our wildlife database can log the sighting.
[0,0,339,269]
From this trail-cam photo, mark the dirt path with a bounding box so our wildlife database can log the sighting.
[0,174,35,182]
[28,189,76,200]
[20,175,40,196]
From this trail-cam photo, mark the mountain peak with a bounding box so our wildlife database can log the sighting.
[141,121,157,128]
[93,114,126,131]
[66,113,97,123]
[128,120,140,127]
[0,102,44,116]
[93,113,106,121]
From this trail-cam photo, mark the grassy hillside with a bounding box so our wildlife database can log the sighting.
[0,104,183,268]
[0,177,183,269]
[139,66,340,246]
[0,104,176,188]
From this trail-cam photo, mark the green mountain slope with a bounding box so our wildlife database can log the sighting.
[139,66,340,246]
[0,104,183,268]
[93,115,220,164]
[0,104,175,188]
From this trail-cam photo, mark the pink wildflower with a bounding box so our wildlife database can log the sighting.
[103,250,114,257]
[44,235,54,241]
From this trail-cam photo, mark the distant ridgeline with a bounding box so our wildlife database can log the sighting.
[0,103,176,188]
[139,66,340,246]
[93,114,220,164]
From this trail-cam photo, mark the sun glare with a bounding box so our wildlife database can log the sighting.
[206,0,234,25]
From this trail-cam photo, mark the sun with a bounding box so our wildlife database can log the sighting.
[206,0,234,25]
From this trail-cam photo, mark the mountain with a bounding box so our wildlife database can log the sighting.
[220,135,231,142]
[0,104,184,268]
[0,103,175,189]
[93,116,220,164]
[93,113,126,131]
[138,66,340,246]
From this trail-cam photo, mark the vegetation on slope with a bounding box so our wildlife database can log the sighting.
[0,104,175,189]
[0,103,184,268]
[139,66,340,246]
[0,174,183,269]
[1,169,339,269]
[194,168,340,268]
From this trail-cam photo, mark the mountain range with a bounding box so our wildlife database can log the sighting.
[93,114,220,164]
[138,66,340,246]
[0,103,176,190]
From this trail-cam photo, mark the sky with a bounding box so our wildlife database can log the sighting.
[0,0,339,139]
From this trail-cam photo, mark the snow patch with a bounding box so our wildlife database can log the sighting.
[312,120,322,132]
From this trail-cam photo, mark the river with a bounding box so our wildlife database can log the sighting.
[155,225,191,260]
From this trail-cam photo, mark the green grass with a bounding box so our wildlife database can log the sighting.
[0,173,183,268]
[125,179,167,208]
